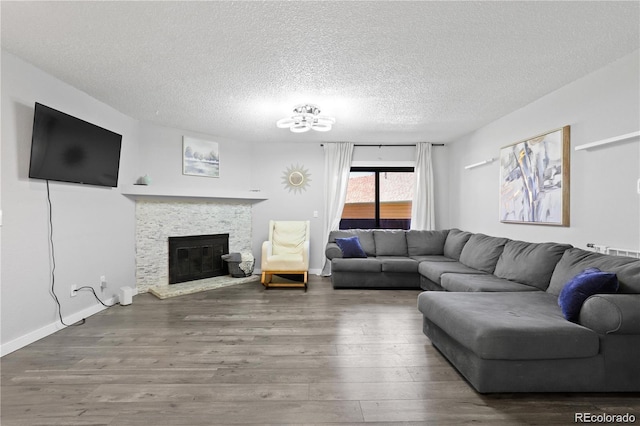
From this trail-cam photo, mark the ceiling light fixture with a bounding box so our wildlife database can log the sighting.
[276,104,335,133]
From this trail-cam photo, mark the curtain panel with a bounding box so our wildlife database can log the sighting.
[410,142,435,230]
[321,142,354,276]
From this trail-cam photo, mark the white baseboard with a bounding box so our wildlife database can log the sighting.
[1,293,126,357]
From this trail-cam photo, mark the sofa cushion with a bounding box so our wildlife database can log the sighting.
[494,240,572,290]
[558,268,619,321]
[459,234,509,274]
[406,230,449,256]
[378,257,419,273]
[441,273,542,292]
[548,248,640,295]
[443,229,473,260]
[410,255,457,263]
[417,292,599,360]
[335,236,367,258]
[331,257,381,273]
[329,230,376,256]
[418,261,486,285]
[373,230,408,256]
[265,253,304,270]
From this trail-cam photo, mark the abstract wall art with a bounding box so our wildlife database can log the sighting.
[499,126,570,226]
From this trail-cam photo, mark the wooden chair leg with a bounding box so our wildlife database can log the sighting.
[261,272,272,288]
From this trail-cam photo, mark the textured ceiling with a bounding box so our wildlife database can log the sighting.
[2,1,639,144]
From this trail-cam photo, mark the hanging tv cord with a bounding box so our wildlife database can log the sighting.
[46,180,85,327]
[46,181,120,325]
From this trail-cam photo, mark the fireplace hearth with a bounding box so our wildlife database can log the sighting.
[168,234,229,284]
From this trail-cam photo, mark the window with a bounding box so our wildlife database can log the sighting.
[340,167,414,230]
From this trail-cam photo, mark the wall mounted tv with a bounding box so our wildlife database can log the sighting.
[29,102,123,187]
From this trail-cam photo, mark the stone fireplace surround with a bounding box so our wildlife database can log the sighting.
[135,199,253,293]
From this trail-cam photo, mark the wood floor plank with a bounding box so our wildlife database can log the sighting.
[309,380,483,401]
[1,384,99,406]
[8,369,219,385]
[250,334,414,345]
[108,400,364,425]
[2,275,639,426]
[83,383,310,402]
[69,353,410,370]
[335,343,430,356]
[359,398,596,424]
[211,367,416,384]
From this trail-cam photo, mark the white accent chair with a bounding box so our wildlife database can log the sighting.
[261,220,310,290]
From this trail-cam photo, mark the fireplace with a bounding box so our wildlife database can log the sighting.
[168,234,229,284]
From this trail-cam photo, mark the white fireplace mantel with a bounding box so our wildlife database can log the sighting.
[121,185,268,202]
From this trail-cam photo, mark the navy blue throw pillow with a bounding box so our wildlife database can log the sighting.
[335,236,367,258]
[558,267,619,322]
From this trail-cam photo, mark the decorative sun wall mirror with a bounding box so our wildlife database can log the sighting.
[282,164,311,194]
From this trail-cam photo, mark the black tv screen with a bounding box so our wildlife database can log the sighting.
[29,103,122,187]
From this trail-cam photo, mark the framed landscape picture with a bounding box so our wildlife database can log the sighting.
[499,126,570,226]
[183,136,220,178]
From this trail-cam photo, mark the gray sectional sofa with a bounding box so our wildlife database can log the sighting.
[325,228,640,393]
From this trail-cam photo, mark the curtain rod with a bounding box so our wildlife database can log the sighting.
[320,143,445,147]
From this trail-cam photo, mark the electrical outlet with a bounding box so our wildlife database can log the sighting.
[100,275,107,289]
[70,285,77,297]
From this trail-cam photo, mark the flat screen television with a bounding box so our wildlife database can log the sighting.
[29,102,122,187]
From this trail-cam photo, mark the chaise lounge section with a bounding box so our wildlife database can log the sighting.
[418,247,640,392]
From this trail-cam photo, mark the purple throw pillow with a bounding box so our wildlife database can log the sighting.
[558,267,618,322]
[335,236,367,258]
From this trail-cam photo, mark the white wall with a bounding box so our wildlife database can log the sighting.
[448,50,640,250]
[249,142,326,272]
[135,122,254,192]
[1,51,138,354]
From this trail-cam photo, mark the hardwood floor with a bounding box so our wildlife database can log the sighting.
[2,275,638,425]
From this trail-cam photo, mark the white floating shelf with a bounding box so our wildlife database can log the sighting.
[120,185,268,201]
[464,158,495,170]
[574,131,640,151]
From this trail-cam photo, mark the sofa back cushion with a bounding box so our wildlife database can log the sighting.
[459,234,509,273]
[406,230,449,256]
[548,248,640,295]
[443,229,473,260]
[494,240,572,290]
[329,230,376,256]
[373,230,408,256]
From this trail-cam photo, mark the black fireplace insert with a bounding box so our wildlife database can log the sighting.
[168,234,229,284]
